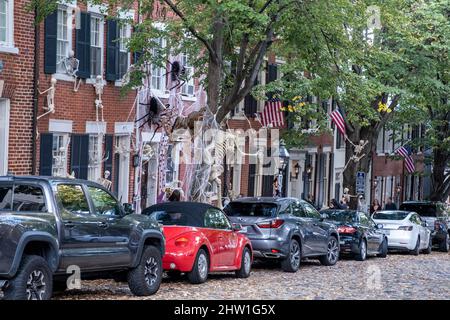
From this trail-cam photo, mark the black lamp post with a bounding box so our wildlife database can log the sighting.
[278,140,290,197]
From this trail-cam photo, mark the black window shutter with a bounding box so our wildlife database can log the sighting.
[44,11,58,74]
[70,134,89,180]
[39,133,54,176]
[248,164,256,197]
[267,64,278,83]
[104,135,114,175]
[75,12,91,79]
[132,26,142,64]
[106,19,119,81]
[244,78,259,117]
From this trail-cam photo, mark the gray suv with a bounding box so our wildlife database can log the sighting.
[225,197,340,272]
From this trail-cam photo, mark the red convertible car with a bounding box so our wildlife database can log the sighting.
[142,202,253,284]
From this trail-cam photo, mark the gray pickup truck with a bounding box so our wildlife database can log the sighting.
[0,176,165,300]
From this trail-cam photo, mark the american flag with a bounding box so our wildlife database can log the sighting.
[330,108,346,136]
[396,146,415,173]
[259,98,285,128]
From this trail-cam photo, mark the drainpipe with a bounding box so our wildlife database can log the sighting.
[31,6,40,175]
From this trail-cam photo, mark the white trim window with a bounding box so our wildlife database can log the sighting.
[56,6,72,74]
[118,24,131,79]
[150,38,167,93]
[0,0,16,53]
[90,15,104,77]
[52,134,69,177]
[88,135,103,182]
[180,53,194,96]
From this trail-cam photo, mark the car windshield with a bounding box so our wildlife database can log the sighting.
[224,202,277,217]
[322,210,357,223]
[399,204,438,217]
[373,211,409,220]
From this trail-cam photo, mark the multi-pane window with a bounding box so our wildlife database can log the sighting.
[56,8,69,73]
[52,134,69,177]
[90,16,103,77]
[88,135,102,182]
[180,53,194,96]
[150,38,166,92]
[0,0,7,44]
[118,24,130,79]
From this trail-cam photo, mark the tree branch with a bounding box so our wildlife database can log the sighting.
[162,0,218,62]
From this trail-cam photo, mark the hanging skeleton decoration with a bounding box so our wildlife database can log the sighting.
[62,50,82,92]
[343,139,369,172]
[98,170,113,191]
[37,77,57,120]
[93,75,105,122]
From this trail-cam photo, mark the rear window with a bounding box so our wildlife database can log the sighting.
[322,210,358,223]
[0,184,13,211]
[150,210,203,227]
[224,203,278,217]
[399,204,439,217]
[373,211,409,220]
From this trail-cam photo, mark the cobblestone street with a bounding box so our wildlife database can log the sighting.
[55,251,450,300]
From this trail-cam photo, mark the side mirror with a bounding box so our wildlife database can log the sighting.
[232,223,243,232]
[376,224,384,229]
[123,203,134,216]
[422,221,428,227]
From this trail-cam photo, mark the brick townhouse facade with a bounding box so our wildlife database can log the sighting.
[0,0,35,176]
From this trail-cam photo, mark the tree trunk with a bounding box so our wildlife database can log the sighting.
[430,147,450,201]
[343,126,379,209]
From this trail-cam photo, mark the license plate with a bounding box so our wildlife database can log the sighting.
[240,226,248,233]
[381,229,390,235]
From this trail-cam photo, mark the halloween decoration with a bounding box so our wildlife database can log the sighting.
[37,77,57,120]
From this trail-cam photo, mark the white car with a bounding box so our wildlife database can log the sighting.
[372,210,432,255]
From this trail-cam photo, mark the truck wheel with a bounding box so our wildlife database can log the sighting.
[235,247,252,278]
[187,249,209,284]
[439,234,449,252]
[3,255,53,300]
[281,239,301,272]
[127,246,162,296]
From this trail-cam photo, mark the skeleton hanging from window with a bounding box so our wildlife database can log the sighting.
[37,77,57,120]
[343,139,369,172]
[62,50,82,92]
[98,170,113,191]
[93,75,105,122]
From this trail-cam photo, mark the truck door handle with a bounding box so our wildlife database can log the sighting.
[98,222,108,228]
[64,222,75,229]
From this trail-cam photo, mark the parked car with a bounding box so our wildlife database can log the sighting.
[320,209,388,261]
[0,176,165,300]
[372,210,432,255]
[399,201,449,252]
[224,197,340,272]
[142,202,252,284]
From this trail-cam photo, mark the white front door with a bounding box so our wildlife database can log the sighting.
[115,135,131,203]
[0,99,10,176]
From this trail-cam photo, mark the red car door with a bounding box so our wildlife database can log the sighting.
[203,208,230,268]
[220,229,239,267]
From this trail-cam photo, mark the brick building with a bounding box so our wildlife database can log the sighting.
[0,0,36,176]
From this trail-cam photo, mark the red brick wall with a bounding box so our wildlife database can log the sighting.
[0,0,36,175]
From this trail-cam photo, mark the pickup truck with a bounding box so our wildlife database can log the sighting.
[0,176,165,300]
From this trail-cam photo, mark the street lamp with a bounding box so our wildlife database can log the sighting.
[291,162,300,180]
[277,140,290,197]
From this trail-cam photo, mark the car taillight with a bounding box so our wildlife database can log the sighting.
[257,219,284,229]
[337,226,357,234]
[398,226,413,231]
[174,237,189,247]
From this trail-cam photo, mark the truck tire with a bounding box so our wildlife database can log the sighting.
[3,255,53,300]
[127,246,162,296]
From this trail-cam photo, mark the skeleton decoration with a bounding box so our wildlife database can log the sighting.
[37,77,57,120]
[343,139,369,172]
[93,75,105,122]
[62,50,82,92]
[98,170,113,191]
